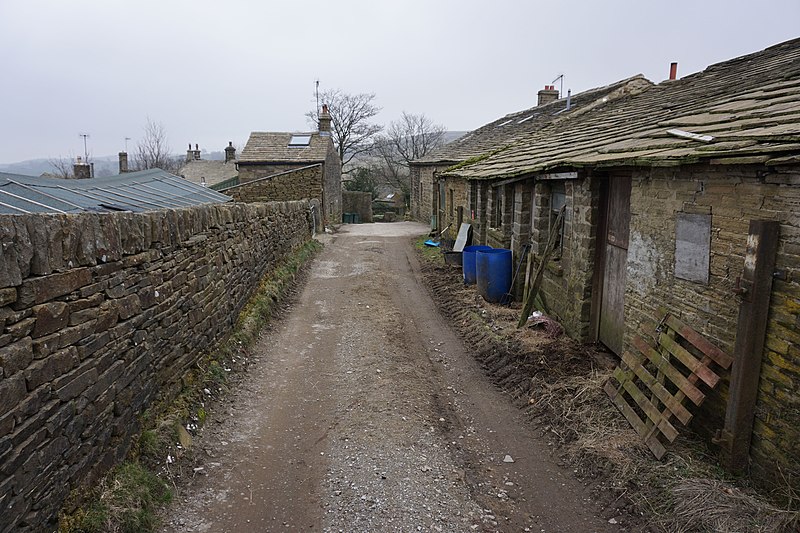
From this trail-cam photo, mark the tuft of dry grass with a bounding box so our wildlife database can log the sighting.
[665,478,799,533]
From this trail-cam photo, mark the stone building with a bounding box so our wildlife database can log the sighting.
[178,142,239,188]
[409,76,652,232]
[233,106,342,227]
[442,38,800,484]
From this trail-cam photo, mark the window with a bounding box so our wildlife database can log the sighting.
[550,182,566,259]
[288,135,312,146]
[491,186,503,228]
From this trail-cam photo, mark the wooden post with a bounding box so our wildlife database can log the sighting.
[716,220,780,473]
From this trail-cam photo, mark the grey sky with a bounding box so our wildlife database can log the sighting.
[1,0,798,164]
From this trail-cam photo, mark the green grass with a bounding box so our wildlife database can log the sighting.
[60,463,171,533]
[414,236,445,264]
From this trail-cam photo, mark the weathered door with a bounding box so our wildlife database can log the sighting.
[437,181,446,231]
[598,176,632,355]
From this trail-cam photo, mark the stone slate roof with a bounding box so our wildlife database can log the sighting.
[239,132,331,164]
[413,75,653,166]
[178,160,239,187]
[446,38,800,180]
[0,169,231,214]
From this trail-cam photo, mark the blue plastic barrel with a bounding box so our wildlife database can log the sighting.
[476,249,512,303]
[462,245,492,285]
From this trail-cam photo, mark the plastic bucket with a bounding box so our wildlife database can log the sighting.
[476,248,512,303]
[462,245,492,285]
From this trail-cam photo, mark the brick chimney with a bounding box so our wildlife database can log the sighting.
[224,141,236,162]
[538,85,559,106]
[318,104,332,136]
[669,62,678,80]
[118,151,129,173]
[73,156,91,179]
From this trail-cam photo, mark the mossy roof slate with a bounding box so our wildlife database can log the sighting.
[445,38,800,180]
[412,75,653,166]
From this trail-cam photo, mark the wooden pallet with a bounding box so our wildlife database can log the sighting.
[604,312,733,458]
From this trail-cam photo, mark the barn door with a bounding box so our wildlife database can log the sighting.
[437,181,446,231]
[598,176,632,355]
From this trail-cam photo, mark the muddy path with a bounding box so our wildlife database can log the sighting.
[159,222,619,532]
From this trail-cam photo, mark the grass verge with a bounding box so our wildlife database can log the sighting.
[59,238,322,533]
[414,235,446,264]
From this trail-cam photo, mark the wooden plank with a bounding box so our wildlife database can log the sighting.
[658,333,719,388]
[617,372,679,442]
[621,351,693,425]
[604,380,667,458]
[632,336,705,406]
[723,220,781,473]
[665,315,733,369]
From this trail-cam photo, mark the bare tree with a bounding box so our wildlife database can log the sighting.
[381,112,446,165]
[47,155,75,179]
[370,112,447,195]
[132,119,180,173]
[307,89,382,170]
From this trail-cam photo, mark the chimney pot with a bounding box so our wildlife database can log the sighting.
[669,62,678,80]
[318,104,332,135]
[224,141,236,163]
[73,157,91,179]
[537,85,560,106]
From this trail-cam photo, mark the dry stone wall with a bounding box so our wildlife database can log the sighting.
[0,201,312,532]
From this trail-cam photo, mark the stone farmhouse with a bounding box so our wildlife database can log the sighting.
[178,142,239,189]
[421,38,800,485]
[229,106,342,229]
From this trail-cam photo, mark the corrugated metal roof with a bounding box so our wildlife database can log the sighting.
[0,168,232,214]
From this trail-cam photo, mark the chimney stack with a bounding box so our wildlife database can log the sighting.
[186,143,194,162]
[669,62,678,80]
[194,143,201,160]
[118,151,129,173]
[224,141,236,163]
[318,104,332,135]
[73,156,91,179]
[537,85,559,106]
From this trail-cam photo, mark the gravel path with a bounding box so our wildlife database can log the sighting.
[160,222,617,532]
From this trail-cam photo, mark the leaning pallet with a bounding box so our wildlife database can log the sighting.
[604,312,733,458]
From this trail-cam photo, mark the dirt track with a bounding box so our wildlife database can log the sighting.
[160,222,619,532]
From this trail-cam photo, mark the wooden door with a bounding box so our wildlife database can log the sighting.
[598,176,632,355]
[437,181,446,231]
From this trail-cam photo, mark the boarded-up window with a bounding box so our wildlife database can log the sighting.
[550,182,566,259]
[675,213,711,284]
[470,181,477,219]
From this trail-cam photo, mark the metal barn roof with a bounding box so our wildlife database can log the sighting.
[0,168,232,214]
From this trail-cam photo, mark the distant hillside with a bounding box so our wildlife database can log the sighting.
[0,153,206,178]
[442,131,468,144]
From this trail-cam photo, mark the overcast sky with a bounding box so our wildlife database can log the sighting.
[1,0,798,164]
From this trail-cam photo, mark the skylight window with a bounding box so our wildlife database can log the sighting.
[289,135,312,146]
[496,120,513,127]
